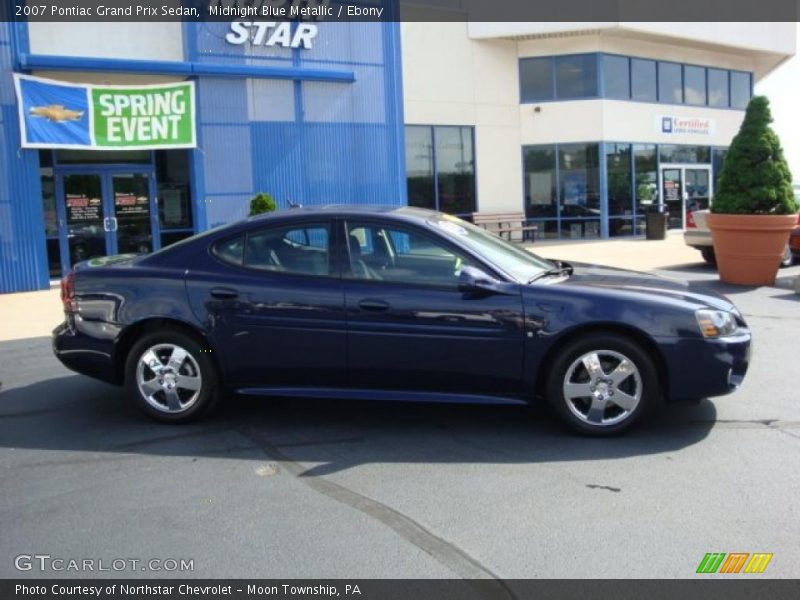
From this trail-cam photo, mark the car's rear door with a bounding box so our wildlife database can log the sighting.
[186,218,346,389]
[341,218,525,397]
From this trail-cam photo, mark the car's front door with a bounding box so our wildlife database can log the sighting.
[341,219,525,397]
[187,219,346,389]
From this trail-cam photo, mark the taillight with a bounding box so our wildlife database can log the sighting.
[686,211,696,228]
[60,271,77,312]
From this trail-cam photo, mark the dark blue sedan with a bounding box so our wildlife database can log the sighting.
[53,206,751,435]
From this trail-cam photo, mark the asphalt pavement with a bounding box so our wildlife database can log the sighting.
[1,241,799,580]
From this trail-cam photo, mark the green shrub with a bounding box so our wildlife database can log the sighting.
[248,192,277,217]
[712,96,797,215]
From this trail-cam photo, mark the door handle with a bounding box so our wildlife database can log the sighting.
[210,287,239,299]
[111,217,118,232]
[358,299,390,311]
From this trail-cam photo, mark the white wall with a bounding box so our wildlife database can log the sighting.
[402,22,793,214]
[28,23,184,62]
[401,22,524,212]
[520,101,745,147]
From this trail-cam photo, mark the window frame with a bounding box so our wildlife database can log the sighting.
[518,52,752,109]
[657,60,684,105]
[404,124,477,216]
[519,56,556,103]
[630,57,658,103]
[210,218,339,281]
[341,217,504,290]
[683,64,707,106]
[730,70,753,109]
[554,53,599,100]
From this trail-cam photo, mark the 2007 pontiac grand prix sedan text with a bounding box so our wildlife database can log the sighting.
[53,206,751,435]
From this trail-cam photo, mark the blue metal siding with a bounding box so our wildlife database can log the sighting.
[187,21,407,227]
[0,22,49,293]
[0,20,406,292]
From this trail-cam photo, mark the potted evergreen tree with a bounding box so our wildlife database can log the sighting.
[248,192,277,217]
[707,96,798,285]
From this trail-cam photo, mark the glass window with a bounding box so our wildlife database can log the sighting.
[684,65,706,105]
[606,143,632,219]
[708,69,729,108]
[731,71,751,109]
[558,143,600,220]
[555,54,597,98]
[160,231,194,248]
[634,144,657,213]
[435,126,476,215]
[405,126,476,215]
[658,62,683,104]
[659,145,710,164]
[55,150,151,164]
[213,235,244,266]
[631,59,657,102]
[523,145,557,221]
[156,150,193,232]
[520,57,554,102]
[241,224,331,276]
[405,126,435,210]
[346,222,469,287]
[603,55,630,99]
[427,214,553,283]
[39,151,60,278]
[712,147,728,192]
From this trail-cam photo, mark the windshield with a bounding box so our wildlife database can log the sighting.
[427,214,554,283]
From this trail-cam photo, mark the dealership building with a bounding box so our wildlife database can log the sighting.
[0,18,795,293]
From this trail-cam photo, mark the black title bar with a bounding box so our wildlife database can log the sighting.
[2,0,800,22]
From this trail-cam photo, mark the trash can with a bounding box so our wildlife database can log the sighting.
[645,204,668,240]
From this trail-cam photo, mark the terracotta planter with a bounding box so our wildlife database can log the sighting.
[707,213,797,285]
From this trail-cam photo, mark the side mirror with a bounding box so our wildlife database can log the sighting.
[458,265,509,295]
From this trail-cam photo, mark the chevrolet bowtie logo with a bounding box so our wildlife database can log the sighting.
[697,552,773,574]
[29,104,84,123]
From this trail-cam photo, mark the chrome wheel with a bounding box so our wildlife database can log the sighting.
[135,343,202,414]
[562,349,642,427]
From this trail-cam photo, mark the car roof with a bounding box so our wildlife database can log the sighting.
[248,204,440,224]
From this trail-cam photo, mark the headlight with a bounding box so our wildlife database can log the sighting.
[695,309,738,338]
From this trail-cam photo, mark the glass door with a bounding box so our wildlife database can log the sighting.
[684,168,711,214]
[660,166,713,229]
[56,170,157,273]
[112,173,154,255]
[60,174,110,269]
[661,168,683,229]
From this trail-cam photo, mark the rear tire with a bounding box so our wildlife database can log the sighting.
[545,333,659,436]
[700,247,716,265]
[125,330,220,423]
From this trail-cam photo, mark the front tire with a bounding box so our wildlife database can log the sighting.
[545,333,659,436]
[700,247,716,265]
[125,330,219,423]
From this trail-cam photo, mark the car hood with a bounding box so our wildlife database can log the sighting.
[553,261,736,311]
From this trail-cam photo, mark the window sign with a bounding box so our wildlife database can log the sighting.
[66,194,102,222]
[656,116,715,136]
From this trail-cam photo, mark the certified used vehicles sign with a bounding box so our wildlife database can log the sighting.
[14,74,196,150]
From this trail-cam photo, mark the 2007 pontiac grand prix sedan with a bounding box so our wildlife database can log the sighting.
[53,206,751,435]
